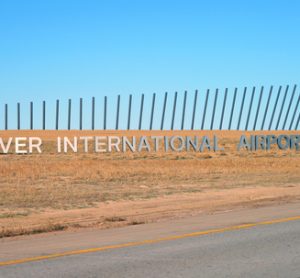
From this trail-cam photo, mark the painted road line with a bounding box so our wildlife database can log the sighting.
[1,215,300,267]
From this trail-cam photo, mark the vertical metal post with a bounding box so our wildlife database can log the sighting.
[295,112,300,130]
[150,93,156,130]
[127,94,132,130]
[283,84,297,130]
[160,92,167,130]
[17,103,20,130]
[275,85,289,130]
[68,99,72,130]
[56,100,59,130]
[171,92,178,130]
[5,104,8,130]
[181,91,187,130]
[191,90,198,130]
[92,97,95,130]
[237,87,247,130]
[261,86,273,130]
[253,86,264,130]
[219,88,228,130]
[79,98,83,130]
[43,101,46,130]
[104,96,107,130]
[116,95,120,130]
[201,89,209,130]
[245,87,255,131]
[210,89,218,130]
[228,88,237,130]
[30,101,33,130]
[289,94,300,130]
[269,86,282,130]
[138,94,144,130]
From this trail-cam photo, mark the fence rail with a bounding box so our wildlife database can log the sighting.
[1,85,300,131]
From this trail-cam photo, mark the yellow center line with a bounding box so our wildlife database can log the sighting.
[1,215,300,267]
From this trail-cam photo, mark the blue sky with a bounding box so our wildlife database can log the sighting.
[0,0,299,130]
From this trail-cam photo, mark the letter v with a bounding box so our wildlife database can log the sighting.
[0,137,13,153]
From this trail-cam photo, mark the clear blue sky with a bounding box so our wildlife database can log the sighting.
[0,0,299,130]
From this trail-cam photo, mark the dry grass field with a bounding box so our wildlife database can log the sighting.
[0,130,300,237]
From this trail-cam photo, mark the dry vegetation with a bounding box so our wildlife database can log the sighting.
[0,130,299,237]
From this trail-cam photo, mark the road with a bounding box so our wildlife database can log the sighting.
[1,204,300,277]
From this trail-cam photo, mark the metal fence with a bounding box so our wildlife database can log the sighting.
[2,85,300,131]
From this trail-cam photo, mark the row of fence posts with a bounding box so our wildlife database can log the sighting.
[2,85,300,131]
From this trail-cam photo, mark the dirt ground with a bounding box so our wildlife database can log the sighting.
[0,130,299,237]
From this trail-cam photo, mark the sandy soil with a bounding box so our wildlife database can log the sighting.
[0,130,299,237]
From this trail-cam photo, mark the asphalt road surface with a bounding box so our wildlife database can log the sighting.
[1,218,300,278]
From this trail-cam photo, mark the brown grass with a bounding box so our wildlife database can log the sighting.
[0,130,299,237]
